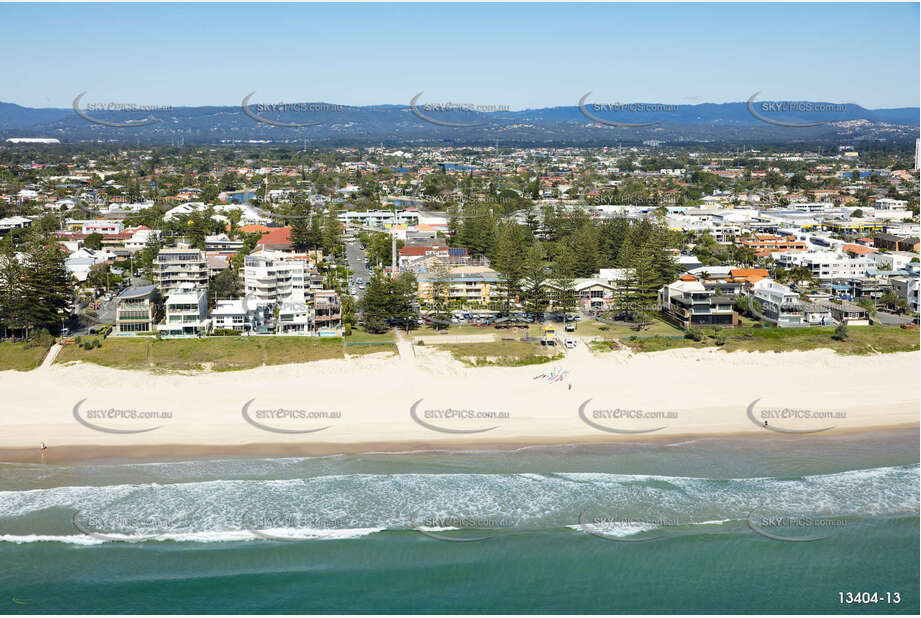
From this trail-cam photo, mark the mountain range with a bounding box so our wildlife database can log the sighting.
[1,99,917,146]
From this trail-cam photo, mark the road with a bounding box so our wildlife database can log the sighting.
[345,239,371,298]
[873,311,913,327]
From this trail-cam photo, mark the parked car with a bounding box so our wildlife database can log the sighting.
[565,338,576,349]
[565,323,576,332]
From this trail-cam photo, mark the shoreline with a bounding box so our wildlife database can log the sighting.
[2,346,918,464]
[2,423,919,465]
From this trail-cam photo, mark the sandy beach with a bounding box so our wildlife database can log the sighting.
[1,344,918,463]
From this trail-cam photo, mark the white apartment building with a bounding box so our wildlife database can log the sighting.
[870,251,917,272]
[775,251,872,280]
[890,277,919,313]
[153,247,209,293]
[337,209,421,228]
[243,250,307,306]
[81,220,124,235]
[157,285,209,338]
[874,198,908,210]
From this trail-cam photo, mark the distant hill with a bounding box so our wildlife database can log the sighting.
[0,99,917,146]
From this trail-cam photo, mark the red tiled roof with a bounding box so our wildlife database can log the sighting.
[842,244,876,255]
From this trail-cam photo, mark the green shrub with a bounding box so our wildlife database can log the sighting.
[833,323,849,341]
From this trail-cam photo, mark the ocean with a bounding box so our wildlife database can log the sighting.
[1,429,918,614]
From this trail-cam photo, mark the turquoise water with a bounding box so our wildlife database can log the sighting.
[1,430,918,614]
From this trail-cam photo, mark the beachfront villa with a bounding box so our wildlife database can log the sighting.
[750,280,832,327]
[277,296,312,335]
[312,290,342,331]
[658,279,738,329]
[157,284,209,338]
[211,298,265,334]
[113,285,162,336]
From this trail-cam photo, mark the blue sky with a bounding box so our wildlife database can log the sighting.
[1,2,918,109]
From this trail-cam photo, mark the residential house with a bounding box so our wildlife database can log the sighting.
[113,285,162,336]
[311,290,342,331]
[205,233,245,251]
[751,279,831,327]
[276,297,312,335]
[211,298,264,334]
[658,279,738,329]
[65,247,116,282]
[819,299,870,326]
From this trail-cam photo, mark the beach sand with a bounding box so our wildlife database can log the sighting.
[1,344,918,463]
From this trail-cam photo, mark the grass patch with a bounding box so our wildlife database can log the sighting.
[262,337,346,365]
[435,340,561,367]
[345,343,398,357]
[56,338,151,369]
[56,336,358,371]
[609,324,920,355]
[346,330,397,343]
[0,341,53,371]
[579,319,684,340]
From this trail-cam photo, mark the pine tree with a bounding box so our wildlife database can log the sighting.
[289,202,313,253]
[0,243,27,340]
[358,270,392,333]
[490,222,527,313]
[22,238,73,336]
